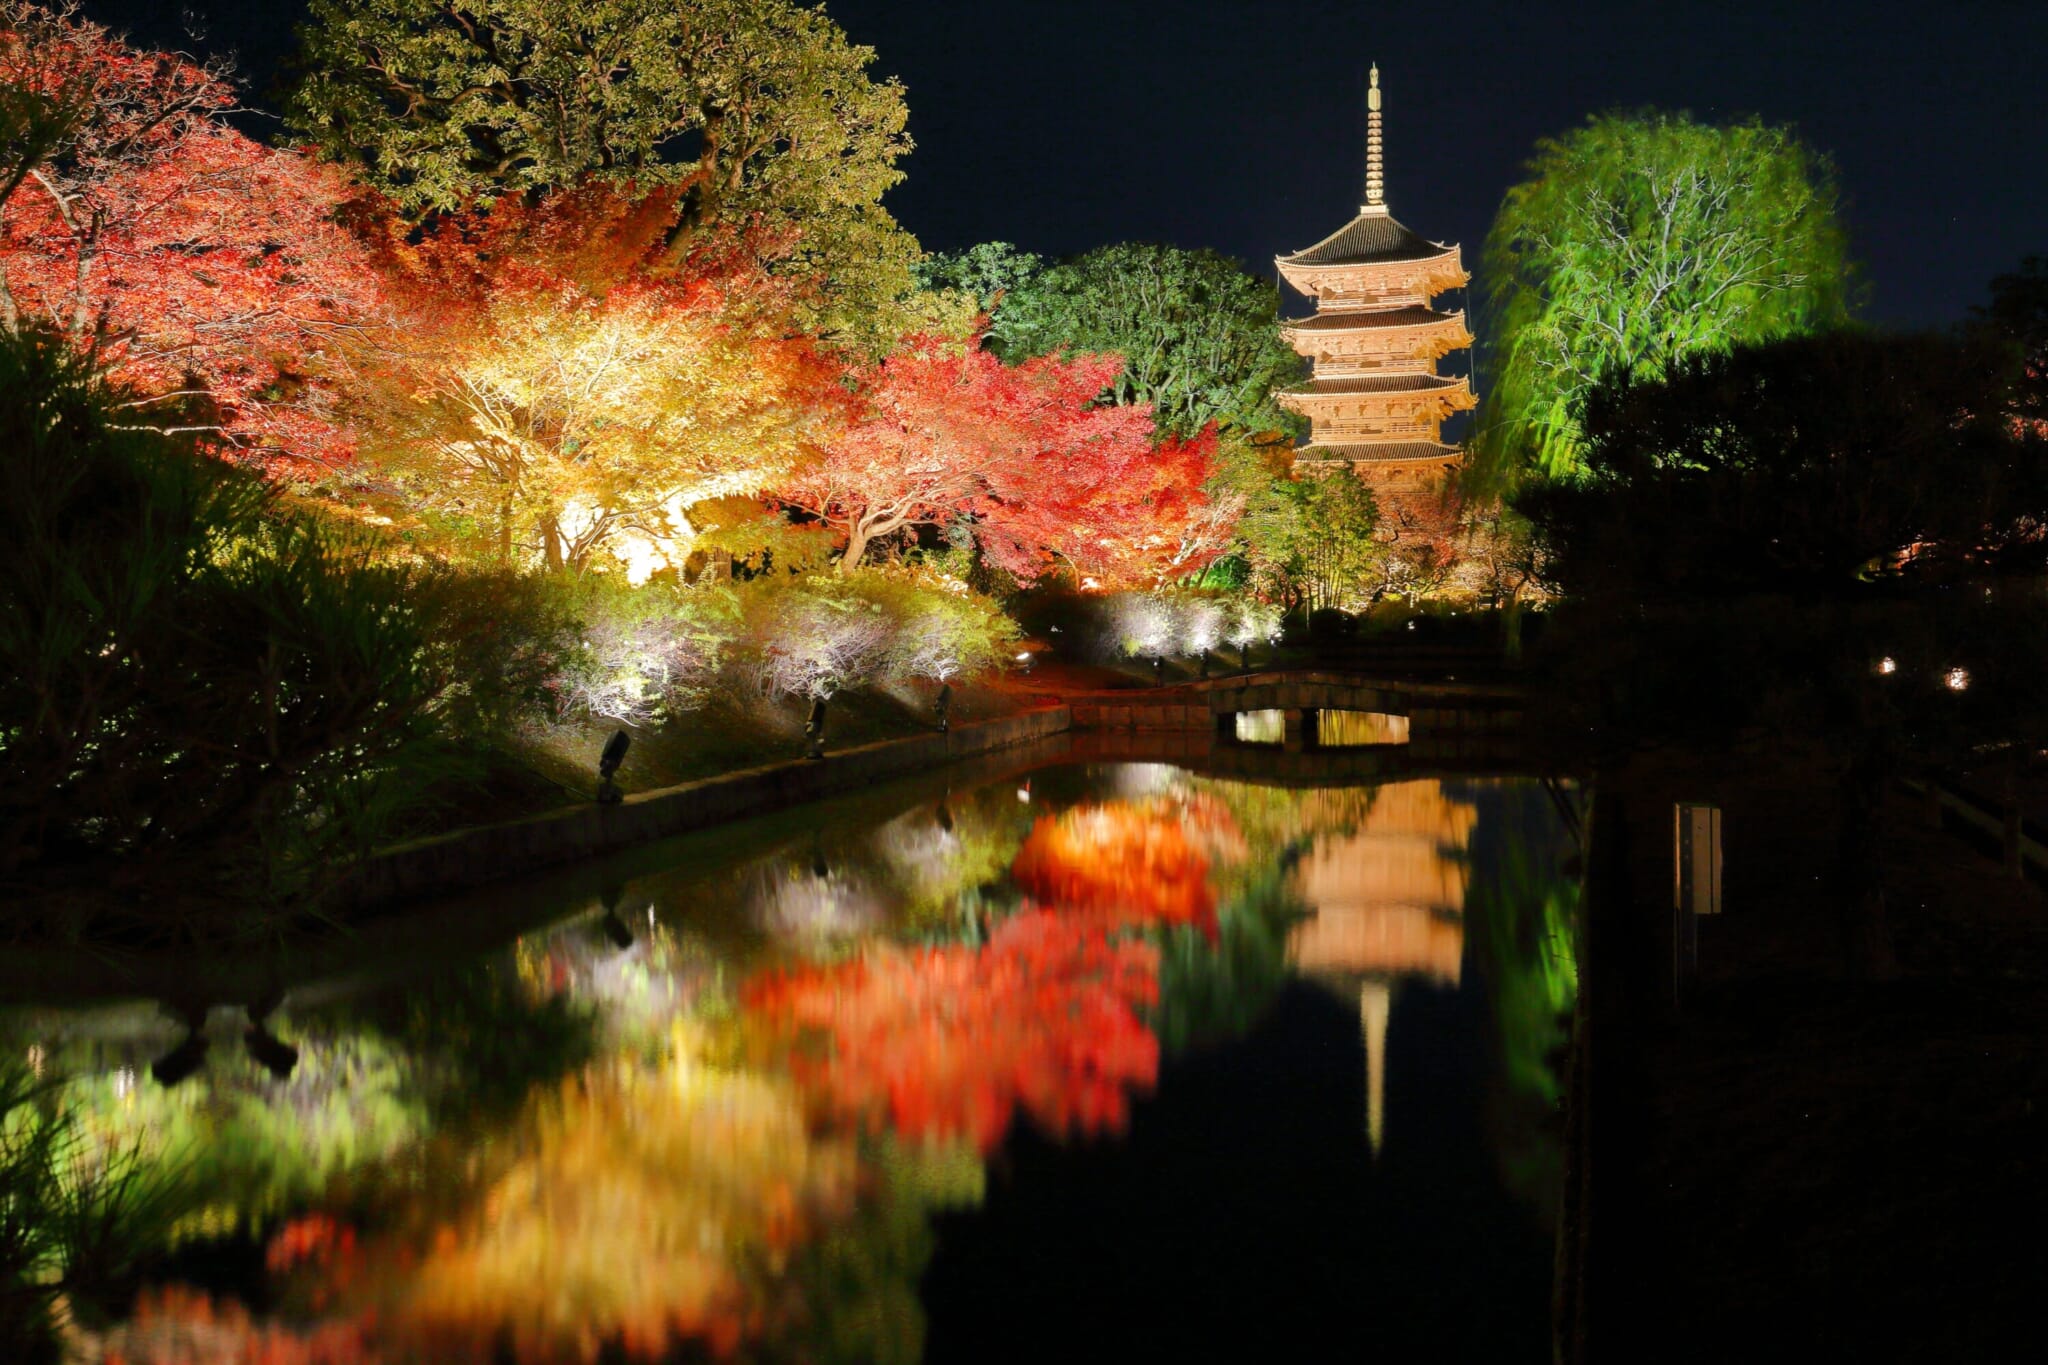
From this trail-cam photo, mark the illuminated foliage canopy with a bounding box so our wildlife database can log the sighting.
[362,189,832,572]
[290,0,920,343]
[1233,465,1389,613]
[0,1,386,467]
[1478,110,1854,486]
[784,334,1222,585]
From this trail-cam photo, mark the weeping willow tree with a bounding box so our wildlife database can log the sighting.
[1475,111,1855,489]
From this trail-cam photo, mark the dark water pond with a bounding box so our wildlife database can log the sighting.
[5,758,1579,1362]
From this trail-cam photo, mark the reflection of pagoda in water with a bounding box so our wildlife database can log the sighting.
[1288,779,1476,1152]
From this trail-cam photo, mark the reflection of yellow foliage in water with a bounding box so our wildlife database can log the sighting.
[391,1041,858,1361]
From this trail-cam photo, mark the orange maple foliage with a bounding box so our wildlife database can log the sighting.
[1009,801,1220,938]
[743,910,1161,1152]
[358,187,841,570]
[0,4,386,470]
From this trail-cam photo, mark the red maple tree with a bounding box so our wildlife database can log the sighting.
[781,333,1226,585]
[743,909,1161,1152]
[1008,802,1220,939]
[0,1,385,469]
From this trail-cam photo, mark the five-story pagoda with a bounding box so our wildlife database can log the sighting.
[1275,66,1474,528]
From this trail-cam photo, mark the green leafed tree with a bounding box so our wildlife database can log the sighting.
[1238,465,1387,617]
[288,0,919,343]
[929,241,1305,439]
[1477,110,1854,487]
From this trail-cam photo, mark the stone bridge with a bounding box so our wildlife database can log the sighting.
[1060,668,1526,764]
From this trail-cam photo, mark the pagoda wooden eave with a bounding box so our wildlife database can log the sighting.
[1281,306,1463,333]
[1277,376,1476,419]
[1276,207,1454,269]
[1295,440,1464,465]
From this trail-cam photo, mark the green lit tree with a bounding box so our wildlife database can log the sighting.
[932,241,1304,439]
[911,240,1043,320]
[288,0,919,343]
[1476,110,1854,487]
[1247,466,1387,618]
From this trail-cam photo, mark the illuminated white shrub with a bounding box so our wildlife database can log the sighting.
[1216,598,1284,662]
[729,570,1018,701]
[1180,597,1225,656]
[556,579,733,725]
[730,573,897,701]
[878,573,1021,683]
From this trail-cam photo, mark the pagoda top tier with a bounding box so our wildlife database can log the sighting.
[1278,209,1454,271]
[1274,66,1467,302]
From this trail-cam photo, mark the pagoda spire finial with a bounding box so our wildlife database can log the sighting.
[1364,64,1385,212]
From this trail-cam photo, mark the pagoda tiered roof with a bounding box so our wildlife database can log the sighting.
[1294,440,1465,465]
[1281,306,1461,332]
[1277,209,1457,270]
[1286,373,1469,395]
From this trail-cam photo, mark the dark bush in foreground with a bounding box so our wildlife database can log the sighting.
[0,328,564,943]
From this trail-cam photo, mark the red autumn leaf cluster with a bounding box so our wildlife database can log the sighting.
[782,333,1224,586]
[0,3,386,470]
[1009,801,1220,939]
[742,909,1160,1152]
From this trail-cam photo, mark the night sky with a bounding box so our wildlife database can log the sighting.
[87,0,2046,328]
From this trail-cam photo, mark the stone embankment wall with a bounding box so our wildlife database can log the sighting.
[343,671,1529,913]
[340,705,1070,913]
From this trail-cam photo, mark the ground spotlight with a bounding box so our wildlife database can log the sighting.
[597,729,630,804]
[243,1023,299,1079]
[149,1031,209,1088]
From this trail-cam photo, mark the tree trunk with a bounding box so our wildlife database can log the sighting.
[543,518,566,574]
[838,524,872,575]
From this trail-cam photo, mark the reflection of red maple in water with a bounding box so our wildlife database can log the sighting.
[96,1284,376,1364]
[1009,802,1219,938]
[743,911,1160,1153]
